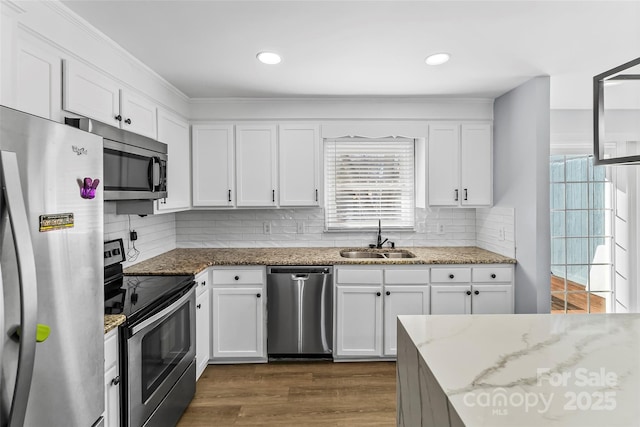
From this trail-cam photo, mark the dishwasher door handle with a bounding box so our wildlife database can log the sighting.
[291,274,309,281]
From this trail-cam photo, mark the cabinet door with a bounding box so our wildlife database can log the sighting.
[63,59,120,126]
[195,290,210,379]
[236,125,277,207]
[430,284,471,315]
[15,34,62,121]
[335,285,383,357]
[156,109,190,212]
[428,124,460,206]
[192,125,235,206]
[211,287,265,359]
[460,124,492,206]
[279,124,320,206]
[120,89,157,139]
[471,284,514,314]
[383,285,430,356]
[104,330,119,427]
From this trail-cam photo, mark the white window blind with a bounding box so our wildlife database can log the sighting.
[324,139,415,230]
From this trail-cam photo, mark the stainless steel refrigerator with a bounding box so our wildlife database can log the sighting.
[0,106,104,427]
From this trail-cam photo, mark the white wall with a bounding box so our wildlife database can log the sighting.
[494,76,551,313]
[476,207,516,258]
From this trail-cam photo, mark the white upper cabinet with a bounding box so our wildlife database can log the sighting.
[278,124,320,206]
[460,124,492,206]
[192,124,235,207]
[428,124,460,206]
[156,109,190,213]
[428,122,492,207]
[63,59,120,126]
[235,124,277,207]
[119,89,157,139]
[63,59,158,139]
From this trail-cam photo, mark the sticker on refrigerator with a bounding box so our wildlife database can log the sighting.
[39,213,74,232]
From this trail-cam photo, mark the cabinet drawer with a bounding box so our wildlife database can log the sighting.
[195,270,209,296]
[431,268,471,283]
[104,329,118,369]
[336,268,383,284]
[213,269,264,285]
[384,269,429,284]
[472,267,512,283]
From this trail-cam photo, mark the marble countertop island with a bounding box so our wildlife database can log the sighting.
[123,246,515,276]
[397,314,640,427]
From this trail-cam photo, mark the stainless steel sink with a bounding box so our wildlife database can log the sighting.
[339,249,416,259]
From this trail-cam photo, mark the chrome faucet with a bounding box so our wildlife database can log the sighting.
[376,219,388,249]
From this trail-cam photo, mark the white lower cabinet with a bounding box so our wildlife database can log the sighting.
[195,269,210,379]
[104,328,120,427]
[430,265,514,314]
[383,285,430,356]
[210,267,267,362]
[334,266,430,360]
[335,285,383,357]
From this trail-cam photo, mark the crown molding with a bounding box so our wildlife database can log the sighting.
[189,96,495,105]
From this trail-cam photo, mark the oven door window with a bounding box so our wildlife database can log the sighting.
[141,303,191,402]
[104,148,153,191]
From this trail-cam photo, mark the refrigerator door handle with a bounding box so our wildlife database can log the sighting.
[1,151,39,427]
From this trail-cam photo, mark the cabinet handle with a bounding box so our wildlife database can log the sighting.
[385,291,390,296]
[234,275,239,281]
[256,293,261,298]
[466,290,471,296]
[464,188,468,201]
[200,281,206,286]
[228,189,231,202]
[449,274,455,279]
[114,114,122,122]
[272,189,275,202]
[474,290,480,295]
[197,303,201,309]
[491,274,496,279]
[124,118,132,125]
[454,189,459,201]
[315,189,318,202]
[111,376,120,386]
[376,292,381,297]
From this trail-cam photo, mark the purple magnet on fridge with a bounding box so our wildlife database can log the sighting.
[81,177,100,199]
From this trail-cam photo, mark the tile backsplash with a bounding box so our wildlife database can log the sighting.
[175,208,479,248]
[104,202,177,268]
[105,205,516,265]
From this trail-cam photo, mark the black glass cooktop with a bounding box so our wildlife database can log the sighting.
[105,274,194,325]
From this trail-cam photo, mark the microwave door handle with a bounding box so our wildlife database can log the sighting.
[148,157,161,192]
[0,151,39,427]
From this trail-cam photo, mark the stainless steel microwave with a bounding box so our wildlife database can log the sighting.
[65,117,168,201]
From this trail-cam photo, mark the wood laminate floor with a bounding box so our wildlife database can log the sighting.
[176,361,397,426]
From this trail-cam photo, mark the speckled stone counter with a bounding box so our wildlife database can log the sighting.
[123,246,515,276]
[104,314,126,334]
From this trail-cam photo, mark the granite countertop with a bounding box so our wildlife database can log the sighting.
[398,314,640,427]
[123,246,516,276]
[104,314,126,334]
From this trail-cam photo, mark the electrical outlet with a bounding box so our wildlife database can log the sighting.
[498,227,505,241]
[297,222,305,234]
[436,223,445,234]
[263,221,271,234]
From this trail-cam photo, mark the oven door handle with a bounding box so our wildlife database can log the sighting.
[130,287,194,336]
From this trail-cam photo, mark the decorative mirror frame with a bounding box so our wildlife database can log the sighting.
[593,56,640,165]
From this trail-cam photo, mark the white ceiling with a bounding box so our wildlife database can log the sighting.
[61,0,640,108]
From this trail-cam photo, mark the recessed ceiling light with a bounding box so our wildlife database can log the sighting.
[425,53,451,66]
[257,51,281,65]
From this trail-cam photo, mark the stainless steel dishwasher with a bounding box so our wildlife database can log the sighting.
[267,266,333,356]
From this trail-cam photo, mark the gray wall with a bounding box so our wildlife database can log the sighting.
[494,76,551,313]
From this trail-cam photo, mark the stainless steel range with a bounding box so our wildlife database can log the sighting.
[104,239,196,427]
